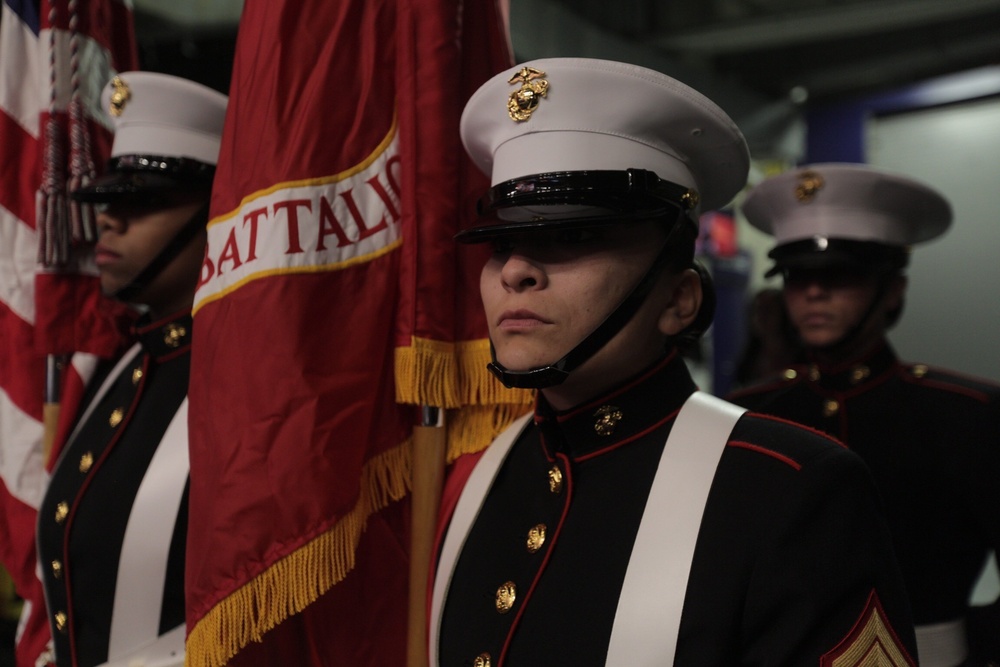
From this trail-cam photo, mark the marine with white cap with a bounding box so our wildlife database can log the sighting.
[430,59,917,666]
[36,71,227,667]
[730,163,1000,667]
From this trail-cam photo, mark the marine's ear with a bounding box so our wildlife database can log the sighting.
[658,266,705,337]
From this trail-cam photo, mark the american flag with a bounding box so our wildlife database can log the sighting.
[0,1,135,664]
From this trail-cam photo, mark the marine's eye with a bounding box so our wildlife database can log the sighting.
[554,228,596,244]
[490,238,515,255]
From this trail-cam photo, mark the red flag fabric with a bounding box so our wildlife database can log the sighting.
[0,1,135,665]
[185,0,528,665]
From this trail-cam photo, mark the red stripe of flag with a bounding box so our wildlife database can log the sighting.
[0,111,40,228]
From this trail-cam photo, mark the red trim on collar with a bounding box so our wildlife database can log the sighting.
[555,350,678,423]
[132,308,193,335]
[573,405,683,463]
[807,340,889,377]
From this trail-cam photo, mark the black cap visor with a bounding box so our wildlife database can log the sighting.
[766,238,909,278]
[72,155,215,204]
[456,169,698,243]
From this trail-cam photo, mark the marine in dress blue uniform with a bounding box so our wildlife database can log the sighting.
[35,73,227,667]
[729,163,1000,667]
[430,59,918,666]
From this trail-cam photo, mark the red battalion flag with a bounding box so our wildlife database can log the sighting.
[185,0,528,665]
[0,1,136,665]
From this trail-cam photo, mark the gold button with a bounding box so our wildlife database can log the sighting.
[55,502,69,524]
[163,323,187,348]
[808,365,821,381]
[850,365,870,384]
[51,560,62,579]
[548,465,563,494]
[911,364,928,378]
[131,367,143,384]
[54,611,67,632]
[109,407,124,428]
[473,654,491,667]
[782,368,798,380]
[79,452,93,473]
[823,399,839,417]
[593,405,622,436]
[526,524,547,553]
[495,581,516,614]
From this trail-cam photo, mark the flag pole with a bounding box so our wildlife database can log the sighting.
[407,405,446,667]
[43,354,66,465]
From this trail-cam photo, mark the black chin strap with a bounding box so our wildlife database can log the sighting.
[112,202,210,303]
[487,220,692,389]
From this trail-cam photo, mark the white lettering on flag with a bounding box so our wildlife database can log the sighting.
[194,128,402,313]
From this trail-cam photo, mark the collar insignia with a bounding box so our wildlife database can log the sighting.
[593,404,623,436]
[162,322,188,348]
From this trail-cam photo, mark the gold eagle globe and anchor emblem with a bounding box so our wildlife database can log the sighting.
[163,322,188,348]
[795,170,825,203]
[507,67,549,122]
[593,405,623,436]
[109,75,131,117]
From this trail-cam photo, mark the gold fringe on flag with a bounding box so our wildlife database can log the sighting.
[185,441,412,667]
[394,336,463,408]
[445,403,533,463]
[395,336,533,407]
[395,336,533,460]
[189,338,532,667]
[454,338,534,407]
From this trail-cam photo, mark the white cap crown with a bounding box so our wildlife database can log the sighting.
[743,163,952,248]
[460,58,749,212]
[102,71,228,166]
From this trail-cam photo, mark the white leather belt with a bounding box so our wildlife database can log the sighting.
[915,618,968,667]
[107,399,190,663]
[98,623,185,667]
[605,392,744,666]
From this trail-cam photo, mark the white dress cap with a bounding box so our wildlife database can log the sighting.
[101,71,228,166]
[460,58,750,212]
[742,163,952,248]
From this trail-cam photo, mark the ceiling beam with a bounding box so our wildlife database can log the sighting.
[788,32,1000,98]
[509,0,773,119]
[653,0,1000,54]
